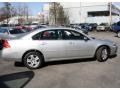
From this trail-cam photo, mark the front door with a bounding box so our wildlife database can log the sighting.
[61,30,94,58]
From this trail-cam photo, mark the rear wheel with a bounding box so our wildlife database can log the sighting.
[23,51,44,69]
[96,46,109,62]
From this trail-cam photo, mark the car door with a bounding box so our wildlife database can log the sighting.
[61,30,94,58]
[33,29,66,61]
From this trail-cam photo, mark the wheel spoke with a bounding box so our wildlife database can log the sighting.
[34,56,39,61]
[30,55,34,59]
[102,49,108,60]
[27,58,32,62]
[28,62,33,67]
[34,60,40,66]
[26,54,40,68]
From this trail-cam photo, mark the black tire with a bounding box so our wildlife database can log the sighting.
[96,46,109,62]
[23,51,44,69]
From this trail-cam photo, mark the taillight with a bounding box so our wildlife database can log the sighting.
[2,40,10,48]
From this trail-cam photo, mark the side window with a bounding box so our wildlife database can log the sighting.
[32,32,40,40]
[62,30,87,40]
[40,30,59,40]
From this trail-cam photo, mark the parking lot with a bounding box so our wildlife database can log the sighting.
[0,31,120,88]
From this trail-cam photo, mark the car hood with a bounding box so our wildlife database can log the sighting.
[92,38,115,45]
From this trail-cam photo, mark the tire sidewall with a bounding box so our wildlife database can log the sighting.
[23,51,43,69]
[96,46,109,62]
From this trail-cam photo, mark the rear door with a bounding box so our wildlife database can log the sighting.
[32,29,66,61]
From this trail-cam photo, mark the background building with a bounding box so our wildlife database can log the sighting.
[43,2,120,25]
[0,15,41,25]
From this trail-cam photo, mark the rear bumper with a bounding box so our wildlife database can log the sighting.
[0,56,21,62]
[0,48,22,62]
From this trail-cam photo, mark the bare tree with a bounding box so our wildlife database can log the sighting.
[0,7,7,22]
[0,2,16,23]
[38,13,44,24]
[0,2,12,24]
[57,5,70,25]
[22,3,29,22]
[16,3,31,24]
[4,2,11,24]
[49,2,69,26]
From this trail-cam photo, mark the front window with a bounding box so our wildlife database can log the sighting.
[62,30,88,40]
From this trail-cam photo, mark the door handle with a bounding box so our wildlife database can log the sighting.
[41,42,47,45]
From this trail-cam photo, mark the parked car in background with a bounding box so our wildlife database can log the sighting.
[0,28,10,35]
[0,27,26,35]
[0,27,26,49]
[66,24,88,34]
[88,23,98,30]
[0,24,9,27]
[15,24,25,29]
[9,28,26,34]
[0,24,14,30]
[0,27,117,69]
[69,24,76,28]
[78,23,93,31]
[97,23,110,31]
[111,22,120,38]
[37,25,47,28]
[28,23,39,30]
[72,25,88,34]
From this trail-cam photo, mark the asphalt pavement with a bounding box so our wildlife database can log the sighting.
[0,31,120,88]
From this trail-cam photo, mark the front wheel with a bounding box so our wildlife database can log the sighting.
[23,51,44,69]
[96,46,109,62]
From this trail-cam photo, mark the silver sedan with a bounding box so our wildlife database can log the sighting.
[0,27,118,69]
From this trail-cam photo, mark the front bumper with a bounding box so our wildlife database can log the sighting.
[110,45,118,56]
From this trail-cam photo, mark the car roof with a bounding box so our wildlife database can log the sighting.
[11,27,88,40]
[31,27,77,32]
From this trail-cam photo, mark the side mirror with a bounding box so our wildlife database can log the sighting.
[84,37,89,41]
